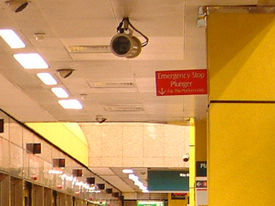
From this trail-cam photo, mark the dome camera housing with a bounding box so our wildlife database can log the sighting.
[57,68,74,78]
[5,0,29,13]
[183,153,190,162]
[110,33,141,58]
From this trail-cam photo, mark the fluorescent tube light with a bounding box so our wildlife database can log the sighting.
[13,53,48,69]
[37,73,57,85]
[129,174,139,181]
[48,169,63,175]
[58,99,83,109]
[122,169,133,174]
[51,87,69,98]
[0,29,25,48]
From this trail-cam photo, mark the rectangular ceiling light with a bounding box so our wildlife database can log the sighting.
[58,99,83,109]
[51,87,69,98]
[37,72,57,85]
[37,73,57,85]
[13,53,48,69]
[0,29,25,48]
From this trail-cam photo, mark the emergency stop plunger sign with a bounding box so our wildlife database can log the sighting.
[155,69,207,96]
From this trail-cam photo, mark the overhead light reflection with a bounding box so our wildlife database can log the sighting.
[0,29,25,48]
[48,169,63,175]
[14,53,48,69]
[122,169,133,174]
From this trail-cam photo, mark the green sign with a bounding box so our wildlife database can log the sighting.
[137,201,164,206]
[148,171,189,191]
[196,161,207,177]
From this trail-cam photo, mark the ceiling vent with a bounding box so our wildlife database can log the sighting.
[104,104,144,112]
[88,81,135,89]
[67,45,111,53]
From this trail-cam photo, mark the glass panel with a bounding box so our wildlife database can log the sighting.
[10,143,23,177]
[9,119,23,147]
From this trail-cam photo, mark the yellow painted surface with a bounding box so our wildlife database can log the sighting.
[208,13,275,101]
[189,118,195,206]
[26,123,88,166]
[168,121,191,126]
[208,103,275,206]
[195,119,207,161]
[168,193,188,206]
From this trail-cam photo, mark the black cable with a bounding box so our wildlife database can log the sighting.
[125,18,149,47]
[116,17,149,47]
[116,19,124,33]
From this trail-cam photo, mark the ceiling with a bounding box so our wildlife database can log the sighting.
[0,0,259,123]
[0,0,261,194]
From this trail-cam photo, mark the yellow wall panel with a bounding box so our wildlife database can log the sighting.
[208,103,275,206]
[195,119,207,161]
[26,123,88,166]
[208,13,275,101]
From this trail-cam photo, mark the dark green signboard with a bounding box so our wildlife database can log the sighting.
[148,171,189,191]
[196,161,207,177]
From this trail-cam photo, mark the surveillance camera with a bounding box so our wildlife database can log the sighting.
[110,33,141,58]
[96,115,107,124]
[183,153,190,162]
[57,68,74,78]
[5,0,29,13]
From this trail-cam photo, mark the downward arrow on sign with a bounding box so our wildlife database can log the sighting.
[158,88,166,95]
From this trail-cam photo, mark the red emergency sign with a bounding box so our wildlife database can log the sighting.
[155,69,207,96]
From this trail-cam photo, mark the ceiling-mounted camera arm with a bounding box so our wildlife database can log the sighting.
[116,17,149,47]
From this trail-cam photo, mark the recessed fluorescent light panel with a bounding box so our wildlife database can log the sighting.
[0,29,25,48]
[51,87,69,98]
[37,73,57,85]
[58,99,83,109]
[122,169,133,174]
[13,53,48,69]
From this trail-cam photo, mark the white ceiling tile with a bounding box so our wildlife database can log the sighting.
[90,168,115,175]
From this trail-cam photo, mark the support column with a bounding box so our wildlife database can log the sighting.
[189,118,195,206]
[207,7,275,206]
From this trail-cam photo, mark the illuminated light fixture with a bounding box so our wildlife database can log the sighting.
[128,174,139,181]
[139,185,146,190]
[122,169,133,174]
[179,173,189,177]
[48,169,63,175]
[51,87,69,98]
[37,73,57,85]
[142,189,149,193]
[13,53,48,69]
[0,29,25,48]
[58,99,83,109]
[134,181,144,187]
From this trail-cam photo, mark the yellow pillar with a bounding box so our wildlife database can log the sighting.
[195,119,207,162]
[207,7,275,206]
[189,118,195,206]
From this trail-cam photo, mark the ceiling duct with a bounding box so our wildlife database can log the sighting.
[67,45,111,53]
[88,81,135,89]
[103,104,144,112]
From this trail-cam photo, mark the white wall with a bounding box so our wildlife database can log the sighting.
[80,123,189,168]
